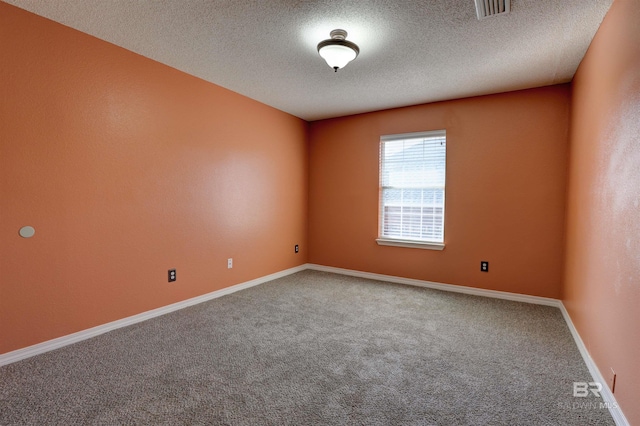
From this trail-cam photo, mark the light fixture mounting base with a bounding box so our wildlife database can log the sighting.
[329,29,348,40]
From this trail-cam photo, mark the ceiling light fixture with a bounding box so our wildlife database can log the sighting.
[317,29,359,72]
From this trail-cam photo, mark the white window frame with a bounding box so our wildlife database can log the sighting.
[377,130,446,251]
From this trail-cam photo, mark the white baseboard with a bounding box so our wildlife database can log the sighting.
[306,263,561,307]
[0,264,308,367]
[307,263,628,426]
[558,304,629,426]
[0,262,628,425]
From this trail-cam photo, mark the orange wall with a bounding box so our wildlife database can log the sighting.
[0,3,308,354]
[308,86,570,298]
[565,0,640,423]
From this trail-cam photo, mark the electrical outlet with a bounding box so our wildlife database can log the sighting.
[610,368,616,393]
[481,261,489,272]
[227,258,233,269]
[168,269,176,282]
[295,244,299,253]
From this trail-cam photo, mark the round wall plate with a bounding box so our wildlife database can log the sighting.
[19,226,35,238]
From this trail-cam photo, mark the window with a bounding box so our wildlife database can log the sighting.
[377,130,446,250]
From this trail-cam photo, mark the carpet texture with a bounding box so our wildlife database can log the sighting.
[0,271,614,425]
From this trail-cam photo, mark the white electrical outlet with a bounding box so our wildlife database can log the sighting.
[227,258,233,269]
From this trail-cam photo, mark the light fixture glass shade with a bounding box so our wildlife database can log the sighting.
[318,44,358,70]
[317,29,359,71]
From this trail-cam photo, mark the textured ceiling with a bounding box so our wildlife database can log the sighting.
[5,0,613,121]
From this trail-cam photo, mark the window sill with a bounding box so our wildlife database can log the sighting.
[376,238,445,251]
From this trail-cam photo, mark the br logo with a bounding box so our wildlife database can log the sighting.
[573,382,602,397]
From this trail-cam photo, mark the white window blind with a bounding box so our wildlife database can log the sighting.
[379,130,446,244]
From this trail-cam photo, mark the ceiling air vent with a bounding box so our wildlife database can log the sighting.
[474,0,511,20]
